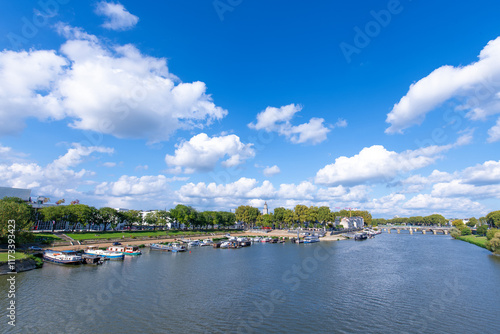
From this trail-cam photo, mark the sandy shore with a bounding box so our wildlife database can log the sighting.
[49,230,346,251]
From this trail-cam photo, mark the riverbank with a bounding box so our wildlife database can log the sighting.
[47,230,346,250]
[456,235,488,249]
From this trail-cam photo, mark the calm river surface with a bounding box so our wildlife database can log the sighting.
[2,233,500,334]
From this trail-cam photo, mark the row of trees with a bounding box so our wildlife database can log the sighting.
[0,198,239,241]
[375,211,500,228]
[235,205,372,229]
[40,204,237,232]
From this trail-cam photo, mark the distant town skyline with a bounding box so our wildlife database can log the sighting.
[1,1,500,218]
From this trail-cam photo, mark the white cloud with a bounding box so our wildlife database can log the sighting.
[165,133,255,173]
[135,164,149,171]
[334,118,348,128]
[0,25,227,142]
[403,194,484,213]
[248,104,330,145]
[263,165,280,177]
[386,36,500,134]
[462,160,500,185]
[277,181,317,200]
[487,117,500,142]
[103,162,116,168]
[95,1,139,31]
[0,49,67,135]
[315,143,452,186]
[428,160,500,199]
[0,143,113,198]
[95,175,169,197]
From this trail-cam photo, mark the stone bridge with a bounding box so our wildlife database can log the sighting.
[379,226,451,235]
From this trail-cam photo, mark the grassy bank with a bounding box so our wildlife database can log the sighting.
[0,252,28,262]
[66,230,231,241]
[34,233,62,242]
[457,235,488,249]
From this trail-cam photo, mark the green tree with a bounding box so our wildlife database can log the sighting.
[98,207,119,232]
[450,227,461,239]
[66,204,93,231]
[459,226,472,235]
[317,206,331,229]
[283,209,297,228]
[452,219,465,228]
[486,211,500,228]
[122,210,142,229]
[294,205,309,227]
[274,207,286,229]
[486,230,500,254]
[235,205,260,228]
[467,217,478,228]
[425,214,447,226]
[40,205,65,232]
[476,224,488,236]
[0,197,34,239]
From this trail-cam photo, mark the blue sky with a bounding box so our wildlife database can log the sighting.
[1,0,500,218]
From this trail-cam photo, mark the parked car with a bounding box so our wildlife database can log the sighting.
[112,242,122,246]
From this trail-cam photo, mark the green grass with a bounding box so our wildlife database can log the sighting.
[66,230,228,241]
[0,252,28,262]
[33,233,62,241]
[457,235,488,249]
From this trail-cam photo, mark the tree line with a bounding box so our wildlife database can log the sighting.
[0,198,237,242]
[235,205,372,229]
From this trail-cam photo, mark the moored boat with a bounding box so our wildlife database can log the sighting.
[149,243,172,251]
[85,246,124,260]
[188,240,200,247]
[171,243,187,252]
[303,235,320,243]
[81,253,104,265]
[108,245,142,256]
[43,250,82,265]
[200,239,213,246]
[354,232,368,241]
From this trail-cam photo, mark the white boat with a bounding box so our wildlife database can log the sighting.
[303,235,320,243]
[252,237,262,242]
[220,241,230,249]
[237,237,249,242]
[171,243,187,252]
[261,237,272,243]
[200,239,213,246]
[85,246,124,260]
[188,240,200,247]
[43,250,82,265]
[108,245,142,256]
[149,243,172,251]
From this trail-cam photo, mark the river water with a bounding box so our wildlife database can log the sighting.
[1,233,500,334]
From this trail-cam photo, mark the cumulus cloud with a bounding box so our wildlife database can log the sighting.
[0,143,113,198]
[248,104,330,145]
[165,133,255,173]
[386,36,500,134]
[95,175,170,197]
[427,160,500,199]
[403,194,484,213]
[263,165,280,177]
[95,1,139,31]
[315,143,453,187]
[487,117,500,142]
[0,25,227,142]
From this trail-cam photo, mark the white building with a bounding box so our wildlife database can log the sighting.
[340,216,364,229]
[262,202,269,215]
